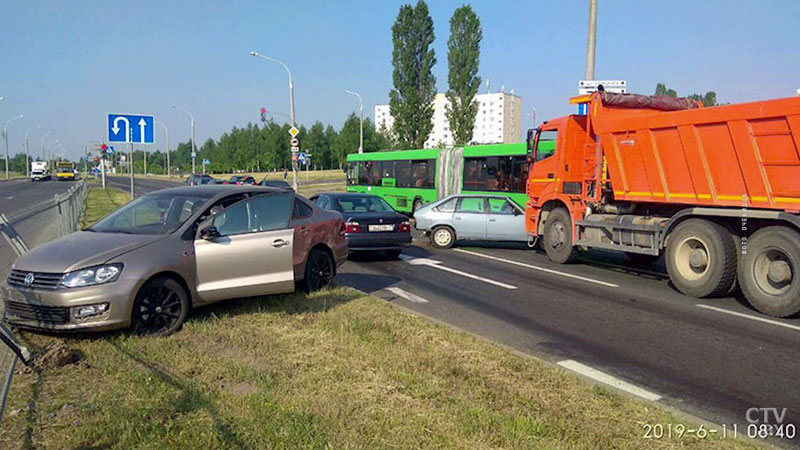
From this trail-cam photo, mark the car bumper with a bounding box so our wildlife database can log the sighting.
[1,278,139,332]
[346,233,412,251]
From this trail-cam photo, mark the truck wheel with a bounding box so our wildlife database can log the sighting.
[738,226,800,317]
[665,219,736,298]
[543,208,578,264]
[430,226,455,249]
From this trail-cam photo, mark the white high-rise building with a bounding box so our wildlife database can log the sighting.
[374,90,522,148]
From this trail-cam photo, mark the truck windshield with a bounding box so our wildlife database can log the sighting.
[535,130,557,162]
[89,193,207,235]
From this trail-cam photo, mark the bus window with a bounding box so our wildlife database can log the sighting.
[381,161,395,179]
[368,161,382,185]
[358,162,370,185]
[511,156,528,192]
[395,160,412,187]
[464,157,487,190]
[411,160,434,188]
[346,162,358,185]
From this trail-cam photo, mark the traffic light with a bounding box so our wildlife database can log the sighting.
[260,107,267,123]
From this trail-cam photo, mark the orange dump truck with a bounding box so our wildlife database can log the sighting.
[526,91,800,317]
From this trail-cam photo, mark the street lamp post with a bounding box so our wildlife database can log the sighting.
[155,121,170,177]
[526,108,537,129]
[250,51,298,191]
[585,0,598,80]
[40,130,51,160]
[344,90,363,154]
[173,105,196,174]
[24,124,41,177]
[4,114,24,179]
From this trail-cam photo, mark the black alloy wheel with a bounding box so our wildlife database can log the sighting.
[133,277,189,335]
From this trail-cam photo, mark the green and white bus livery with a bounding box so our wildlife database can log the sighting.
[345,142,554,214]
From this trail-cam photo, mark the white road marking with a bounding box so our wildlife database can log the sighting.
[385,286,429,304]
[697,304,800,332]
[557,359,662,401]
[399,254,517,290]
[453,248,619,288]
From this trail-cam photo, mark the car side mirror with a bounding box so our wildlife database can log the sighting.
[199,226,220,240]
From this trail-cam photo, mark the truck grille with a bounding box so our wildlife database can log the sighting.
[4,301,70,325]
[7,270,63,290]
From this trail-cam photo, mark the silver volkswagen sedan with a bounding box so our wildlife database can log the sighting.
[1,185,348,335]
[413,195,528,248]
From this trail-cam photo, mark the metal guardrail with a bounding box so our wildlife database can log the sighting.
[0,179,88,423]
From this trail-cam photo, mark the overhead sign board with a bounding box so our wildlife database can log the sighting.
[107,113,155,144]
[578,80,626,95]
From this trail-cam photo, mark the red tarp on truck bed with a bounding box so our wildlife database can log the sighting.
[601,92,700,111]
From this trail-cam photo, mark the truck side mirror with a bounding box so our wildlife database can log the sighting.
[526,128,535,151]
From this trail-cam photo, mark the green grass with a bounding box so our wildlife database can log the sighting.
[81,187,131,227]
[0,185,757,449]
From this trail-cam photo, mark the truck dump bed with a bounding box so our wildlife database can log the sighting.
[590,92,800,209]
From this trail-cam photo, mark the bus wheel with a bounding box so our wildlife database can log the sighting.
[412,198,423,214]
[665,219,736,298]
[542,208,577,264]
[739,226,800,317]
[430,226,455,249]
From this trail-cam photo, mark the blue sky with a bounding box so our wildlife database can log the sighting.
[1,0,798,160]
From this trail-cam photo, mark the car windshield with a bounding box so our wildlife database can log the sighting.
[335,195,394,213]
[89,193,207,235]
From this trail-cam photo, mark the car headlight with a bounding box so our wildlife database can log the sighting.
[60,264,123,288]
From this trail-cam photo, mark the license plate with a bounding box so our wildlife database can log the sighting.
[368,224,394,232]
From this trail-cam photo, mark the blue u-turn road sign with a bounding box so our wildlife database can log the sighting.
[107,114,155,144]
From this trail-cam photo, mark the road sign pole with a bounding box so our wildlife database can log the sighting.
[101,155,106,189]
[129,142,134,198]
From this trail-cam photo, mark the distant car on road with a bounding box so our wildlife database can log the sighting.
[2,185,348,335]
[259,179,293,190]
[184,174,216,186]
[414,195,527,249]
[311,192,411,258]
[224,175,256,185]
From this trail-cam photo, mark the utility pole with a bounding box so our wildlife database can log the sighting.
[585,0,598,80]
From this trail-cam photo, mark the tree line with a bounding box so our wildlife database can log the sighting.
[5,113,391,175]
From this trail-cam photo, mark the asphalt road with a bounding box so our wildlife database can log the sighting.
[338,240,800,448]
[103,175,181,196]
[0,178,77,219]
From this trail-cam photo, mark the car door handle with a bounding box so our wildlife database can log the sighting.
[547,173,555,179]
[272,239,290,248]
[489,218,497,222]
[455,216,462,220]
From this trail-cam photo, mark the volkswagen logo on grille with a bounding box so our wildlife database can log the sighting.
[24,273,35,286]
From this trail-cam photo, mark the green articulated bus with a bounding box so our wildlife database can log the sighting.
[345,142,555,214]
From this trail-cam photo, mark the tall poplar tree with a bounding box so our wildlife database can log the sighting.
[389,1,437,149]
[445,5,482,146]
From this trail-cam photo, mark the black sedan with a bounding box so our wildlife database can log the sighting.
[310,192,411,258]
